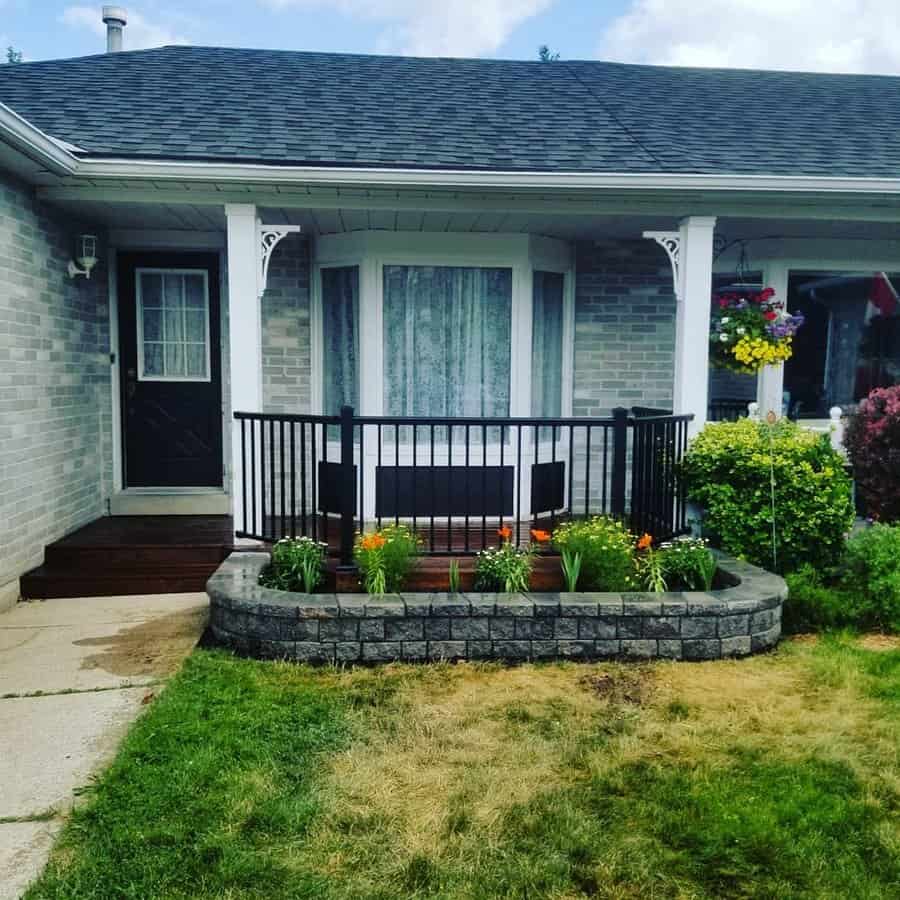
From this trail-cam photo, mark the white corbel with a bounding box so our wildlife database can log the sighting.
[643,230,681,300]
[258,221,302,297]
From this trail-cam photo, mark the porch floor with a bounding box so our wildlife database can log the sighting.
[19,516,261,600]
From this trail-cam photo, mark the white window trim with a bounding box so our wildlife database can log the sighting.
[311,231,575,420]
[135,267,212,383]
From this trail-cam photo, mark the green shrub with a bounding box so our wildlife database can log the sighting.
[261,536,327,593]
[552,517,637,591]
[783,526,900,633]
[354,524,420,594]
[783,565,855,632]
[842,525,900,632]
[681,419,854,574]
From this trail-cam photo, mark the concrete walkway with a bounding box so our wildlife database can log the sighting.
[0,592,208,899]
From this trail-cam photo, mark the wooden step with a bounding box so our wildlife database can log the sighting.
[20,562,222,599]
[44,543,229,570]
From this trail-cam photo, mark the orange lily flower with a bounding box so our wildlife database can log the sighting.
[530,529,551,543]
[360,532,386,551]
[636,533,653,551]
[497,525,512,541]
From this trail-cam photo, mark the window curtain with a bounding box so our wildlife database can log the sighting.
[531,271,564,417]
[383,265,512,417]
[321,266,359,415]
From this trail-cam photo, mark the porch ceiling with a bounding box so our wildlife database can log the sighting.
[40,191,900,246]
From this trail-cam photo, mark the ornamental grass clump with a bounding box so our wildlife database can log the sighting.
[682,419,854,574]
[551,516,637,591]
[262,536,327,593]
[845,385,900,523]
[354,524,420,594]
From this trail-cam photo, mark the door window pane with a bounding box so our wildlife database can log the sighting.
[383,265,512,417]
[321,266,359,415]
[532,271,564,418]
[785,271,900,417]
[138,270,210,381]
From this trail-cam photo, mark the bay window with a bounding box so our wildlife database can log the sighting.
[321,265,359,416]
[383,265,512,418]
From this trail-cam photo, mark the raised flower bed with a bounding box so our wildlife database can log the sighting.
[207,551,786,664]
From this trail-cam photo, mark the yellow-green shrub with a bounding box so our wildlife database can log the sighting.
[681,419,853,573]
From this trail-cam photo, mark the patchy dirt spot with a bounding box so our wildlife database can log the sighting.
[73,607,208,678]
[857,633,900,652]
[579,668,652,706]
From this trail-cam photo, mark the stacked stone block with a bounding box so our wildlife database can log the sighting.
[208,553,786,663]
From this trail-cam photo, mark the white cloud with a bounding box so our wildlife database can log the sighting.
[599,0,900,75]
[61,5,191,51]
[262,0,554,56]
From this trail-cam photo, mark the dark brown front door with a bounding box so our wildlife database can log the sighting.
[118,251,223,487]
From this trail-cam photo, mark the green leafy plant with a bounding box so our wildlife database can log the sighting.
[261,536,327,593]
[842,525,900,632]
[636,547,667,593]
[551,516,637,591]
[783,525,900,633]
[474,528,533,592]
[560,548,582,592]
[448,559,461,594]
[658,537,717,591]
[354,524,420,594]
[681,419,854,574]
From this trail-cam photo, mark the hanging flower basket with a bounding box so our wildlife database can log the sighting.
[709,286,805,374]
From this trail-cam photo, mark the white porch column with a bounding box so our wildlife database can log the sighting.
[225,203,261,534]
[756,261,790,418]
[673,216,717,434]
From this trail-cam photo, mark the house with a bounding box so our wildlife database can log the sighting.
[1,9,899,605]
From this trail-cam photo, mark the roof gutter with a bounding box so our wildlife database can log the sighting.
[70,156,900,196]
[0,102,78,176]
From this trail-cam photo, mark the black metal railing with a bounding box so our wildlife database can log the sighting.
[234,406,694,561]
[708,398,752,422]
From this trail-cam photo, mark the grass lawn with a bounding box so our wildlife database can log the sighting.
[26,635,900,899]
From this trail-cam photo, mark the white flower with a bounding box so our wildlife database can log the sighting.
[719,333,730,342]
[736,326,746,335]
[721,317,730,324]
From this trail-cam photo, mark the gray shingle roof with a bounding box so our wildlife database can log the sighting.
[1,45,899,177]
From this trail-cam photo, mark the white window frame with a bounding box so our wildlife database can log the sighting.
[312,231,575,419]
[135,267,212,383]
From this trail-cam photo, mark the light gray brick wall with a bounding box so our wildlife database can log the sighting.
[573,239,676,415]
[0,172,111,610]
[262,234,311,414]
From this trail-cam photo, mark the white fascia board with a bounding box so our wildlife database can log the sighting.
[0,102,78,176]
[71,156,900,195]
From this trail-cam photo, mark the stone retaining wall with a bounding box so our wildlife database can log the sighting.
[207,552,786,663]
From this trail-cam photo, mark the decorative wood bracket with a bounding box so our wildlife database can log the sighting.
[643,230,681,300]
[258,223,302,296]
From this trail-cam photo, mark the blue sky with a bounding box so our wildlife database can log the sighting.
[4,1,900,75]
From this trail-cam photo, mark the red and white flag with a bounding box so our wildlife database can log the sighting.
[866,272,898,324]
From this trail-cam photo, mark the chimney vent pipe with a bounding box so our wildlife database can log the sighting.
[102,6,127,53]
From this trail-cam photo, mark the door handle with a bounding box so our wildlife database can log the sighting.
[126,368,137,401]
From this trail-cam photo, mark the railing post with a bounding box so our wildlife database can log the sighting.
[611,407,628,519]
[339,405,356,568]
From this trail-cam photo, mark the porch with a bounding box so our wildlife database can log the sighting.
[15,178,900,601]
